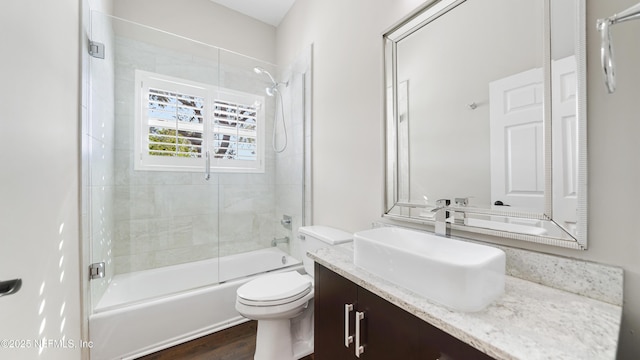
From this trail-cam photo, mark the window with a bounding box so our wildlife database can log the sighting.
[134,70,265,173]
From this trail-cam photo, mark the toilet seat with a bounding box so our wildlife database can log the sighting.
[237,271,312,307]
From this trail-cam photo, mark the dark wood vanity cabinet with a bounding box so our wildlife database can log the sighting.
[314,263,495,360]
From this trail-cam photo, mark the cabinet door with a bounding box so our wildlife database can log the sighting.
[315,263,358,360]
[358,287,441,360]
[362,286,495,360]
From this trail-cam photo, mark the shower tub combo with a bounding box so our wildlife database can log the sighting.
[89,248,302,360]
[85,11,310,360]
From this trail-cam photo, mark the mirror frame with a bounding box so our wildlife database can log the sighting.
[383,0,588,249]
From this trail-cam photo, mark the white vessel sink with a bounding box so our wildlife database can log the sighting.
[353,227,505,312]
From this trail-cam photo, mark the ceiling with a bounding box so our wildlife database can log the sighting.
[209,0,296,27]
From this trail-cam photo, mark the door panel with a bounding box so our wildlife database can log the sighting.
[552,55,578,234]
[314,264,358,360]
[490,68,544,210]
[357,288,440,360]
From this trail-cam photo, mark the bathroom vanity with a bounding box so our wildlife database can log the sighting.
[310,245,622,360]
[315,263,493,359]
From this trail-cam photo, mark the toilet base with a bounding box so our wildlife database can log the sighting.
[290,302,314,359]
[251,300,314,360]
[255,319,294,360]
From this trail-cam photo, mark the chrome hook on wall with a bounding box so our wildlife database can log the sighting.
[597,3,640,93]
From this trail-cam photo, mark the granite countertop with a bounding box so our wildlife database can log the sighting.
[308,246,622,360]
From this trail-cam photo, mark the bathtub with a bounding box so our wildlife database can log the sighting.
[89,247,302,360]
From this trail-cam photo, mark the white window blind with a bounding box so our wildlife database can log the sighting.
[135,70,265,173]
[147,87,205,158]
[212,100,258,161]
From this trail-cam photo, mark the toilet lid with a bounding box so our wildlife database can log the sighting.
[237,271,312,303]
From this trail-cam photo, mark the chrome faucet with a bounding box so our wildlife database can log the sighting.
[431,199,451,237]
[271,236,290,247]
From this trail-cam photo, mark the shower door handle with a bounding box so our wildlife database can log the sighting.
[0,278,22,298]
[205,151,211,181]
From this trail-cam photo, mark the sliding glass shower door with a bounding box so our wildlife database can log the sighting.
[85,11,305,312]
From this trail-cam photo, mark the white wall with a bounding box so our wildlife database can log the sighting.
[0,1,83,359]
[277,0,640,358]
[277,0,426,232]
[585,2,640,358]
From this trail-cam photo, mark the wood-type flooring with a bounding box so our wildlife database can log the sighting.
[136,321,314,360]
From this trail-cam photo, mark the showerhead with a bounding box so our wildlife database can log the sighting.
[253,66,277,84]
[255,66,288,153]
[254,66,288,97]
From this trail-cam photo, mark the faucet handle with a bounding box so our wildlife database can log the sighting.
[435,199,451,207]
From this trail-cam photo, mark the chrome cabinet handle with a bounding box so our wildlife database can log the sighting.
[344,304,354,347]
[0,278,22,298]
[355,311,365,357]
[205,151,211,180]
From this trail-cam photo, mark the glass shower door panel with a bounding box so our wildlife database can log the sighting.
[87,11,117,312]
[216,49,277,263]
[216,48,307,282]
[87,12,222,313]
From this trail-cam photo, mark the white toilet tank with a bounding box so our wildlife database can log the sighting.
[298,226,352,277]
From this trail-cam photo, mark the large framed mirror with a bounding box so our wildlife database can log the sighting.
[384,0,587,249]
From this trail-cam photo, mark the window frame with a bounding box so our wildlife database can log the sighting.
[134,70,265,173]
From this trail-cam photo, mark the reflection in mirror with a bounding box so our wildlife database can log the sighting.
[384,0,587,249]
[551,0,580,237]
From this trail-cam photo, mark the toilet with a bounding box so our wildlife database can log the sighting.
[235,225,352,360]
